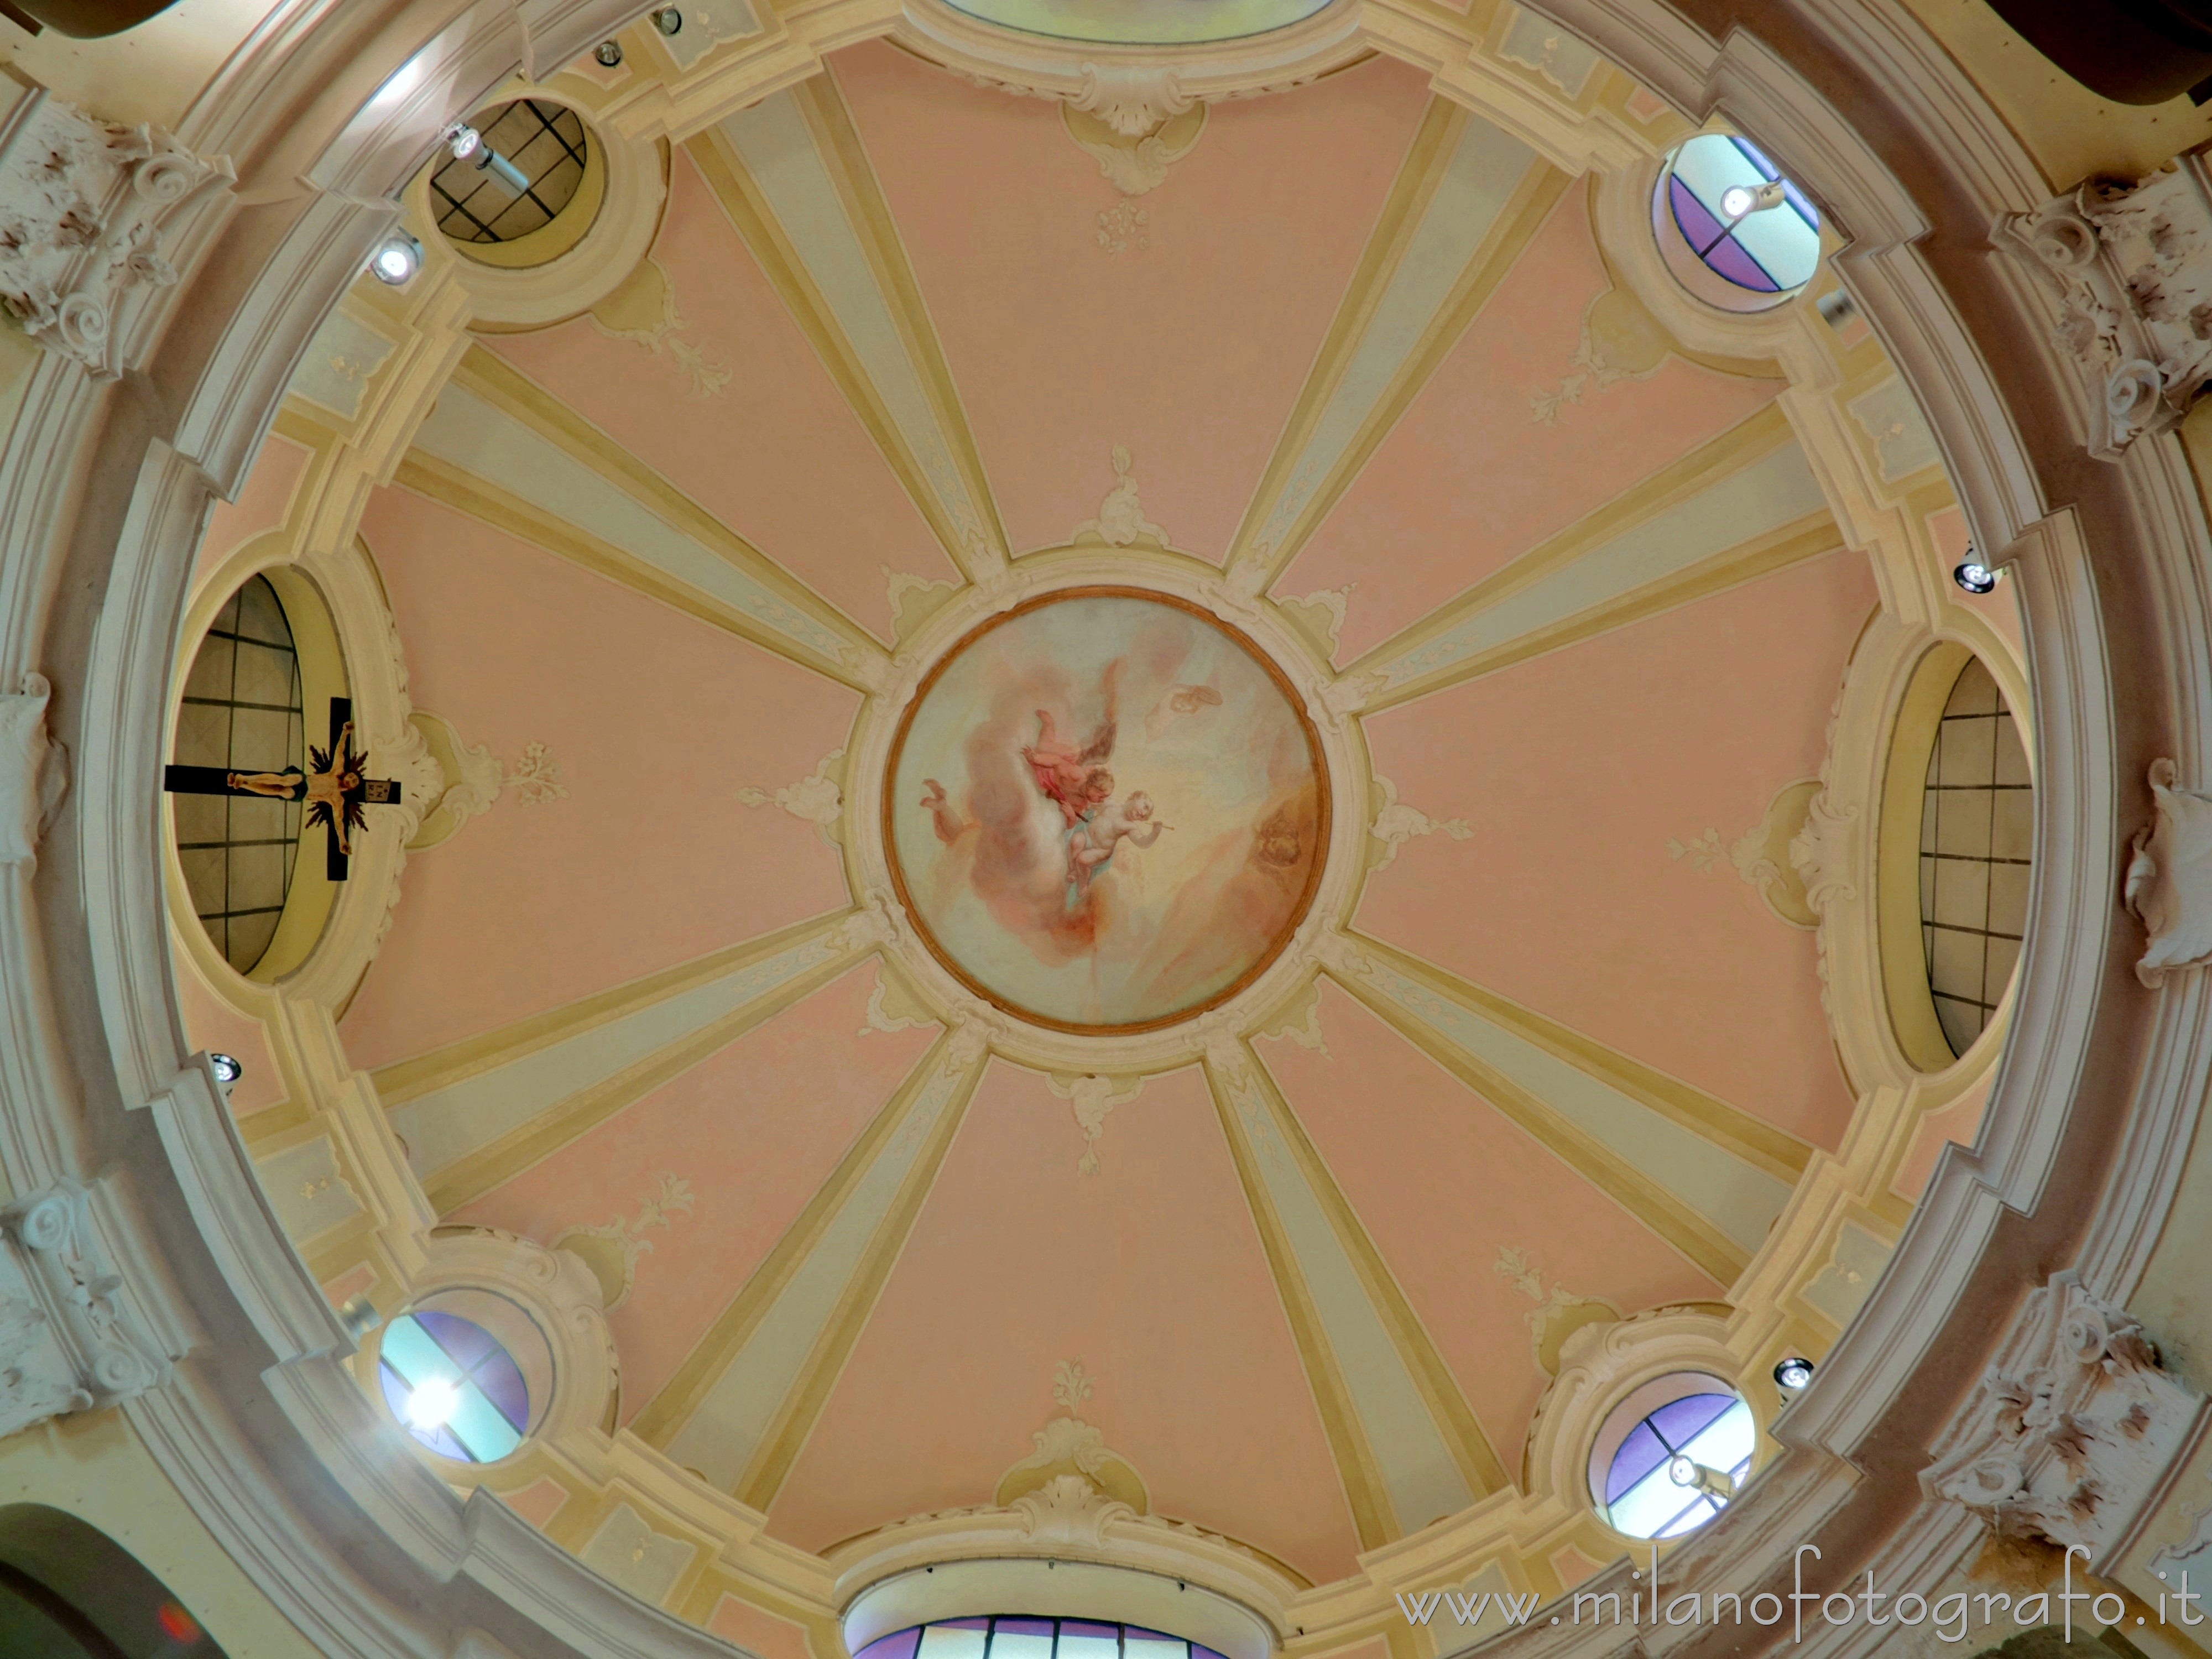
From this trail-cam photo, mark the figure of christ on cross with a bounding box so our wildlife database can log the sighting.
[164,696,404,881]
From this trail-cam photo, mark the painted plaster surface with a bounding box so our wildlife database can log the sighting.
[767,1062,1364,1581]
[340,487,855,1068]
[1358,549,1874,1144]
[454,959,934,1418]
[1258,982,1719,1462]
[890,592,1324,1030]
[483,150,956,643]
[195,432,310,585]
[1284,179,1783,661]
[831,45,1435,557]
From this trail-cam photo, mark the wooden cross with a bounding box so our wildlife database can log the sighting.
[164,696,403,881]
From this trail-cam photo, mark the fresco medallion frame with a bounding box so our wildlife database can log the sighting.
[879,584,1333,1037]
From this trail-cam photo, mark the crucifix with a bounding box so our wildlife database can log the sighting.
[164,697,404,881]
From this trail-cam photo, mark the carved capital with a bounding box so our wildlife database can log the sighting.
[1070,64,1194,139]
[0,89,233,378]
[2126,759,2212,986]
[1924,1273,2208,1563]
[0,672,67,869]
[0,1183,170,1439]
[2005,160,2212,458]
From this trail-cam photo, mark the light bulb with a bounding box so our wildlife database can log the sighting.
[594,40,624,66]
[1775,1356,1814,1391]
[1720,185,1756,219]
[1954,559,2000,595]
[208,1052,243,1084]
[368,233,422,285]
[1668,1455,1699,1488]
[405,1378,460,1431]
[444,122,482,161]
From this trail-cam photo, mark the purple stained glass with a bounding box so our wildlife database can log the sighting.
[475,1349,530,1432]
[1669,175,1724,251]
[415,1307,498,1369]
[1061,1626,1118,1644]
[1195,1647,1228,1659]
[1604,1420,1670,1503]
[859,1632,923,1659]
[1670,171,1785,292]
[1647,1392,1735,1449]
[995,1621,1056,1640]
[1704,235,1781,291]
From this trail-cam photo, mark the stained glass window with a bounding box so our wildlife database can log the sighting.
[1663,135,1822,296]
[1600,1390,1756,1540]
[858,1619,1228,1659]
[377,1309,530,1463]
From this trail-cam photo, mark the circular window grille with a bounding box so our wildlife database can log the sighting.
[171,575,305,974]
[378,1309,530,1463]
[1654,134,1822,311]
[1590,1379,1755,1540]
[1918,657,2031,1057]
[859,1620,1229,1659]
[431,98,589,246]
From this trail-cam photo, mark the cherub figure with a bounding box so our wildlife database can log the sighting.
[1022,707,1117,826]
[1067,790,1167,888]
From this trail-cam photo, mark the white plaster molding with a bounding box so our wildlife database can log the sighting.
[0,671,66,868]
[0,89,234,379]
[1072,446,1168,547]
[1788,786,1859,920]
[1924,1273,2210,1568]
[0,1181,172,1438]
[2126,759,2212,987]
[1069,64,1194,137]
[2004,159,2212,460]
[1369,774,1471,872]
[504,740,568,806]
[1044,1073,1144,1175]
[737,748,845,847]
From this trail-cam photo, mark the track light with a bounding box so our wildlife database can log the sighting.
[1720,179,1788,220]
[1954,555,2002,595]
[441,121,530,195]
[368,232,422,286]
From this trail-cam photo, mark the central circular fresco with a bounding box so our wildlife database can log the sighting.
[886,588,1329,1034]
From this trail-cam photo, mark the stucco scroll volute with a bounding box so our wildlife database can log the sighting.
[1923,1273,2209,1565]
[2126,760,2212,986]
[0,672,66,869]
[0,1183,170,1441]
[0,87,233,378]
[2005,159,2212,459]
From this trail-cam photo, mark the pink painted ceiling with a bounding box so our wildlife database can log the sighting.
[175,29,1930,1599]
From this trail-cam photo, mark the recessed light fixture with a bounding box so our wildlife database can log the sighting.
[1954,557,2002,595]
[209,1052,243,1084]
[655,7,683,33]
[594,39,623,66]
[368,232,422,286]
[1774,1355,1815,1392]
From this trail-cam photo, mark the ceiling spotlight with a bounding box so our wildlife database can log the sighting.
[1720,179,1788,220]
[1954,557,2002,595]
[594,39,624,66]
[442,121,482,161]
[405,1378,460,1431]
[1775,1355,1815,1393]
[1667,1454,1699,1488]
[368,232,422,286]
[654,6,683,32]
[208,1052,243,1084]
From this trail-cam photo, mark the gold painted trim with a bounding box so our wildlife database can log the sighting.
[684,129,998,585]
[1245,154,1577,590]
[630,1030,962,1447]
[1225,98,1465,577]
[733,1044,989,1507]
[880,588,1332,1036]
[1203,1046,1397,1549]
[1362,509,1846,712]
[1352,399,1798,685]
[1245,1045,1511,1496]
[1346,932,1813,1186]
[1322,960,1750,1285]
[447,346,885,679]
[791,72,1009,563]
[1879,641,1973,1074]
[420,939,868,1216]
[374,909,849,1107]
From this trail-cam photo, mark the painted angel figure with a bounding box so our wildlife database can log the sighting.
[1022,706,1117,826]
[1067,790,1168,889]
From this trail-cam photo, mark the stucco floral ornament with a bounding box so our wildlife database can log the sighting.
[2125,760,2212,985]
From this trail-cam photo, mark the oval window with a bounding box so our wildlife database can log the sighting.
[1589,1375,1756,1539]
[1653,134,1822,312]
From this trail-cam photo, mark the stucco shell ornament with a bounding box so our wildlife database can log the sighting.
[2125,759,2212,985]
